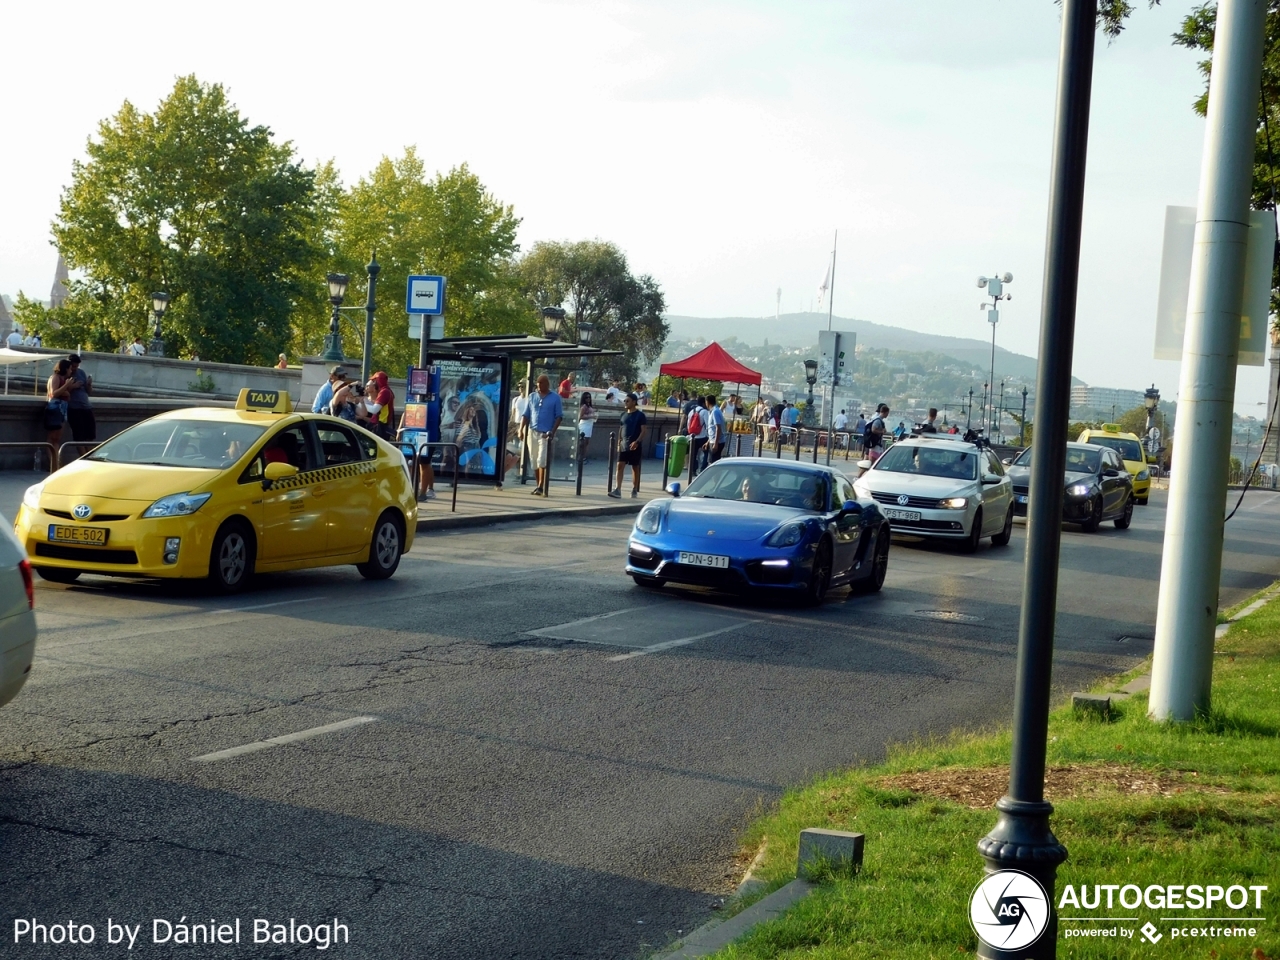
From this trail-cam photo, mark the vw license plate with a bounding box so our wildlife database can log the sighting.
[1015,495,1029,504]
[48,524,108,545]
[884,508,921,522]
[679,552,729,568]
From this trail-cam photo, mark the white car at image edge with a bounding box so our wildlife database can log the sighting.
[852,436,1014,552]
[0,512,37,707]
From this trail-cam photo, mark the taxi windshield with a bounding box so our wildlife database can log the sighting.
[1087,436,1143,461]
[86,420,268,469]
[874,443,978,480]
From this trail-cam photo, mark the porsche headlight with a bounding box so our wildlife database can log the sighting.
[635,503,664,534]
[142,492,212,518]
[1066,483,1092,498]
[22,482,45,511]
[1136,469,1149,481]
[940,497,968,509]
[766,520,809,547]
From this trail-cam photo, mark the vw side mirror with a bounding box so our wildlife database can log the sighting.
[666,481,681,497]
[981,474,1001,485]
[1001,457,1012,466]
[857,459,872,471]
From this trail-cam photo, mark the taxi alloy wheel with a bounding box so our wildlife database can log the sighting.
[210,521,254,593]
[359,512,403,580]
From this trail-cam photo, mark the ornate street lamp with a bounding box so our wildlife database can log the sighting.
[1021,385,1029,446]
[320,273,349,362]
[803,358,818,427]
[541,306,565,340]
[578,321,594,346]
[1143,384,1161,458]
[149,292,170,357]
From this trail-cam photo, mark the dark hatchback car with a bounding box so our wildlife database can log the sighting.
[1004,442,1134,531]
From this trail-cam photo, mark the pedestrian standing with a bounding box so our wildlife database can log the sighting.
[919,408,939,434]
[276,353,289,369]
[865,404,890,461]
[129,337,146,356]
[558,372,575,398]
[609,393,647,498]
[707,395,726,463]
[687,395,709,475]
[678,390,697,434]
[578,391,597,463]
[330,379,362,421]
[7,327,23,348]
[65,354,96,449]
[45,358,72,469]
[362,372,396,440]
[312,365,346,414]
[523,374,563,495]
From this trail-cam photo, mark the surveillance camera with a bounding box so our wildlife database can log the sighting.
[977,277,988,288]
[1005,293,1012,301]
[1002,272,1013,284]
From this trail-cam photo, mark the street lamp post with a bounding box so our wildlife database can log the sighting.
[320,274,350,362]
[803,359,818,427]
[361,254,380,384]
[967,387,974,429]
[1021,385,1029,446]
[149,292,170,357]
[977,271,1013,438]
[1143,384,1160,460]
[540,306,566,382]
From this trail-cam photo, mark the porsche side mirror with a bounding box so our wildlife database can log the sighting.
[841,499,862,515]
[666,481,681,497]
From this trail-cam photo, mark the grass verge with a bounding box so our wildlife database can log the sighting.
[705,598,1280,959]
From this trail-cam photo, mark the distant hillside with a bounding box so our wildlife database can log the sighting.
[663,312,1079,386]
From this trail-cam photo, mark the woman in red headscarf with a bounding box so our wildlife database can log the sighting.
[359,371,396,440]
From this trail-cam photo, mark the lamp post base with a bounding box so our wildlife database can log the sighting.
[976,797,1067,959]
[149,338,165,358]
[319,333,345,364]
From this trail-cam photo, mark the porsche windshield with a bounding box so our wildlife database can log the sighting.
[685,464,830,512]
[86,420,268,468]
[873,444,978,481]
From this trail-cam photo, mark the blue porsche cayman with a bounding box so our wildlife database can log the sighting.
[626,458,891,604]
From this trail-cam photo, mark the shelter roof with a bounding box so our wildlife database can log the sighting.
[659,341,761,385]
[427,334,621,360]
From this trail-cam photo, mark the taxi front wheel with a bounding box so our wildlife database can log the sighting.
[209,520,255,594]
[358,512,404,580]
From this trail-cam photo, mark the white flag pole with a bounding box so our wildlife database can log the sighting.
[825,230,838,463]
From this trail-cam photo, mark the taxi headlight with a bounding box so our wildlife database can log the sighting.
[635,503,664,534]
[143,492,212,518]
[1066,483,1092,498]
[1136,469,1150,481]
[766,520,808,547]
[22,482,45,511]
[941,497,968,509]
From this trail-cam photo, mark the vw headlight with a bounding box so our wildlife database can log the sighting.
[940,497,968,509]
[142,492,212,518]
[1066,483,1092,498]
[766,520,808,547]
[635,503,664,534]
[1136,469,1149,481]
[22,482,45,511]
[853,482,870,500]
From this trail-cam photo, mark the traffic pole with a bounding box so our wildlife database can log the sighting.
[976,1,1095,955]
[1150,0,1267,722]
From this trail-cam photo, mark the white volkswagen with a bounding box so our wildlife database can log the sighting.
[852,436,1014,551]
[0,513,36,707]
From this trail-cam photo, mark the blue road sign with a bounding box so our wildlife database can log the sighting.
[406,275,446,315]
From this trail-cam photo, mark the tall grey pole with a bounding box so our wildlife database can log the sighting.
[362,252,380,384]
[1150,0,1267,722]
[976,1,1094,956]
[824,233,838,464]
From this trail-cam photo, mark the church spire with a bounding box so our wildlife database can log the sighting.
[50,254,70,309]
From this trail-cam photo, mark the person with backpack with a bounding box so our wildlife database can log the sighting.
[863,404,890,460]
[687,396,709,476]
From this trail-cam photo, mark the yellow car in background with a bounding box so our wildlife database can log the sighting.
[15,389,417,592]
[1076,424,1152,504]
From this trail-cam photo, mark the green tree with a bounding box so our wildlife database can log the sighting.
[517,240,667,385]
[52,75,323,363]
[321,150,528,377]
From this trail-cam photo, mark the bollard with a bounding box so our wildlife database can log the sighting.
[660,430,669,488]
[813,431,820,463]
[774,431,783,459]
[607,432,618,494]
[794,431,802,461]
[575,434,585,496]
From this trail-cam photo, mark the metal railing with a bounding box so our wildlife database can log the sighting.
[395,435,461,513]
[58,440,102,467]
[0,442,58,473]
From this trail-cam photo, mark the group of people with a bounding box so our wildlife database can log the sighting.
[674,391,732,478]
[43,354,97,468]
[311,365,396,440]
[7,327,42,349]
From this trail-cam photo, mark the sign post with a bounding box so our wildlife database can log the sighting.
[407,275,447,371]
[818,331,854,465]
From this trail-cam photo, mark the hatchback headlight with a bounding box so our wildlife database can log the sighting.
[635,503,664,534]
[1136,469,1149,481]
[766,520,808,547]
[1066,483,1092,498]
[22,482,45,511]
[142,492,212,518]
[940,497,968,509]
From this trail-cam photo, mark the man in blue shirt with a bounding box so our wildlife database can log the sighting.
[706,395,727,464]
[522,374,563,495]
[311,365,346,414]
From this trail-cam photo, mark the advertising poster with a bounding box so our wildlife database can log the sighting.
[431,357,504,479]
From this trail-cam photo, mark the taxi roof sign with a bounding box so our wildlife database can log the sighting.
[236,388,292,413]
[1102,423,1121,433]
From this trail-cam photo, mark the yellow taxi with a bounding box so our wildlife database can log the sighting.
[15,389,417,592]
[1076,423,1152,504]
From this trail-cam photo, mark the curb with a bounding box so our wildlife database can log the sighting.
[652,879,814,960]
[416,501,643,533]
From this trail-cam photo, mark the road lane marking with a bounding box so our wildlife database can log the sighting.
[607,621,757,661]
[191,716,378,762]
[211,596,325,615]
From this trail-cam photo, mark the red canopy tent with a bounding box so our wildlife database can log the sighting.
[658,341,761,385]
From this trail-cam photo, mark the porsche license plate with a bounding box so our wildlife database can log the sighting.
[48,524,109,545]
[678,552,729,568]
[884,508,921,522]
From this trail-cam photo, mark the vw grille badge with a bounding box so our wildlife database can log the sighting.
[897,495,910,506]
[73,504,93,520]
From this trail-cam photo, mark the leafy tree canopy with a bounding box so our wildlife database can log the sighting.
[518,240,667,386]
[51,76,323,363]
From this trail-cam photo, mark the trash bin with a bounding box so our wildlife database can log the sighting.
[667,434,689,477]
[654,442,665,461]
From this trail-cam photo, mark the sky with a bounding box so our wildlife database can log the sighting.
[0,0,1271,414]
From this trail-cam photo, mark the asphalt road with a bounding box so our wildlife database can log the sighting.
[3,486,1280,959]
